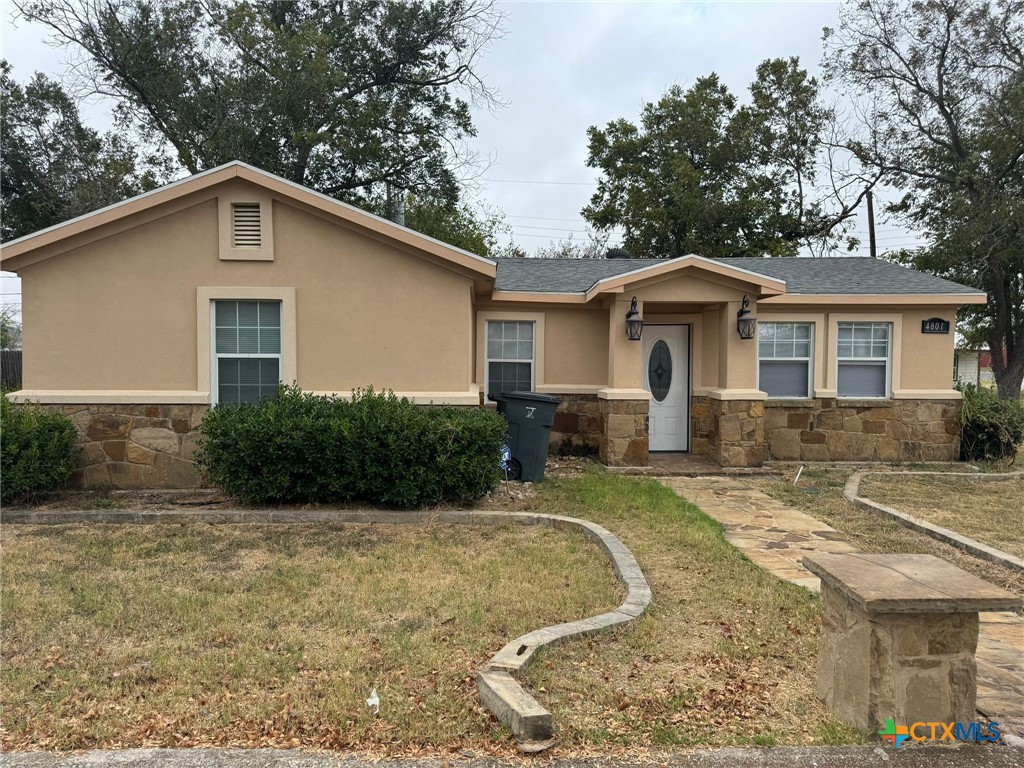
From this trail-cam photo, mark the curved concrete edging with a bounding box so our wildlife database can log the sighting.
[0,507,651,748]
[844,470,1024,573]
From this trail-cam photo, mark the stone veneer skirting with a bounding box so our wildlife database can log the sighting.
[42,404,207,489]
[707,399,766,468]
[549,394,603,455]
[765,399,960,463]
[548,394,649,467]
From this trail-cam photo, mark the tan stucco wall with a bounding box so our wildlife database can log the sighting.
[629,272,751,304]
[19,179,475,395]
[758,304,958,396]
[542,306,608,387]
[473,300,609,391]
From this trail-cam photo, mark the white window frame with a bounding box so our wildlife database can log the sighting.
[484,319,536,400]
[211,300,283,406]
[757,321,814,399]
[196,287,296,404]
[837,321,892,399]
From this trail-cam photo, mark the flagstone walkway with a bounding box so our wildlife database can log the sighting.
[660,477,1024,731]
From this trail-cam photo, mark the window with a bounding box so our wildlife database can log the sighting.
[486,320,534,399]
[214,300,281,404]
[758,322,813,398]
[837,322,891,398]
[231,203,262,248]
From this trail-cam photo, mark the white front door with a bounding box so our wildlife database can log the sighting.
[643,325,689,452]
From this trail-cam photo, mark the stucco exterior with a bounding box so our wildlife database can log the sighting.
[1,162,988,486]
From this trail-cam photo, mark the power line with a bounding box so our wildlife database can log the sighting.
[484,177,598,187]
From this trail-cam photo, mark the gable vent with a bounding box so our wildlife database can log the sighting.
[231,203,262,247]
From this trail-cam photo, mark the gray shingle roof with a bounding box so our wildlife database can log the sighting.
[493,256,983,296]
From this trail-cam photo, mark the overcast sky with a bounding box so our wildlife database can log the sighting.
[0,0,928,315]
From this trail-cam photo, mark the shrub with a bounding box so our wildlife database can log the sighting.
[197,385,508,507]
[0,394,78,503]
[958,384,1024,463]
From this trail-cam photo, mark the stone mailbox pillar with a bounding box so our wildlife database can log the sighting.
[803,553,1021,732]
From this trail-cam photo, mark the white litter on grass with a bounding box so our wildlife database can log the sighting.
[366,687,380,715]
[873,746,890,762]
[793,465,804,486]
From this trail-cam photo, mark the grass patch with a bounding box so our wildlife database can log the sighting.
[860,474,1024,561]
[2,468,861,753]
[499,470,854,749]
[755,465,1024,599]
[1,521,617,753]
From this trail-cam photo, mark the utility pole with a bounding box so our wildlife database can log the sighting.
[866,189,877,258]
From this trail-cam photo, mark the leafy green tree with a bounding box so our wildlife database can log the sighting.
[825,0,1024,398]
[0,61,168,241]
[583,59,874,260]
[402,194,512,257]
[17,0,503,212]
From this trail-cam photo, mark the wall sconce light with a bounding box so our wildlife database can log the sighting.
[736,294,756,339]
[625,296,643,341]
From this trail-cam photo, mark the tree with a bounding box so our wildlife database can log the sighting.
[535,231,610,259]
[582,59,875,260]
[0,61,168,241]
[824,0,1024,398]
[402,194,512,257]
[0,305,21,350]
[16,0,503,213]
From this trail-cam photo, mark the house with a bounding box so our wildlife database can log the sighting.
[0,163,986,488]
[954,347,983,388]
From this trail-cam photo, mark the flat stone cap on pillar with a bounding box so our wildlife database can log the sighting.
[803,553,1022,614]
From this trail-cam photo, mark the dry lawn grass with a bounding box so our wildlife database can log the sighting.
[491,471,856,749]
[754,466,1024,599]
[859,474,1024,561]
[0,521,617,753]
[1,468,858,755]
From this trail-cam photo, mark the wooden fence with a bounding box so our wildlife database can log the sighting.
[1,350,23,391]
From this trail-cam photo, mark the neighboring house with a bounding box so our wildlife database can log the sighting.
[954,348,983,388]
[0,163,986,488]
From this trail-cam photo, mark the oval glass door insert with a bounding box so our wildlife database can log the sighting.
[648,340,672,402]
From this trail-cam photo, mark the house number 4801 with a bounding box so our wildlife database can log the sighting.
[921,318,950,334]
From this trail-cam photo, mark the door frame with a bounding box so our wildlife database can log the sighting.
[643,323,692,453]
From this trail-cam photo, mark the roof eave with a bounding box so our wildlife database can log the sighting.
[760,292,987,305]
[0,161,496,278]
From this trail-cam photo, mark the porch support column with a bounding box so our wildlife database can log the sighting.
[599,296,649,467]
[706,299,767,468]
[718,300,758,391]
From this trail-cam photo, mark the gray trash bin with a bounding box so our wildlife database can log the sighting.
[493,391,561,482]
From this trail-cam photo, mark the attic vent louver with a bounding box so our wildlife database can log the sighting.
[231,203,262,247]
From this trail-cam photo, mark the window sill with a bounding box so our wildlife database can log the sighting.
[835,397,896,407]
[764,398,815,408]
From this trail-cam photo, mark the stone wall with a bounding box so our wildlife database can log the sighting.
[817,581,977,730]
[690,395,711,457]
[765,399,960,463]
[708,399,765,468]
[45,404,207,489]
[599,398,649,467]
[548,394,602,456]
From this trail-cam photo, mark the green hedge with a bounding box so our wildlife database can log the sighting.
[1,394,78,503]
[196,386,508,507]
[959,384,1024,463]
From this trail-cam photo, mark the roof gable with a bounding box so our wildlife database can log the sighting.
[0,162,496,278]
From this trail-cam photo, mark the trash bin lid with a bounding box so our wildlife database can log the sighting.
[497,391,562,404]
